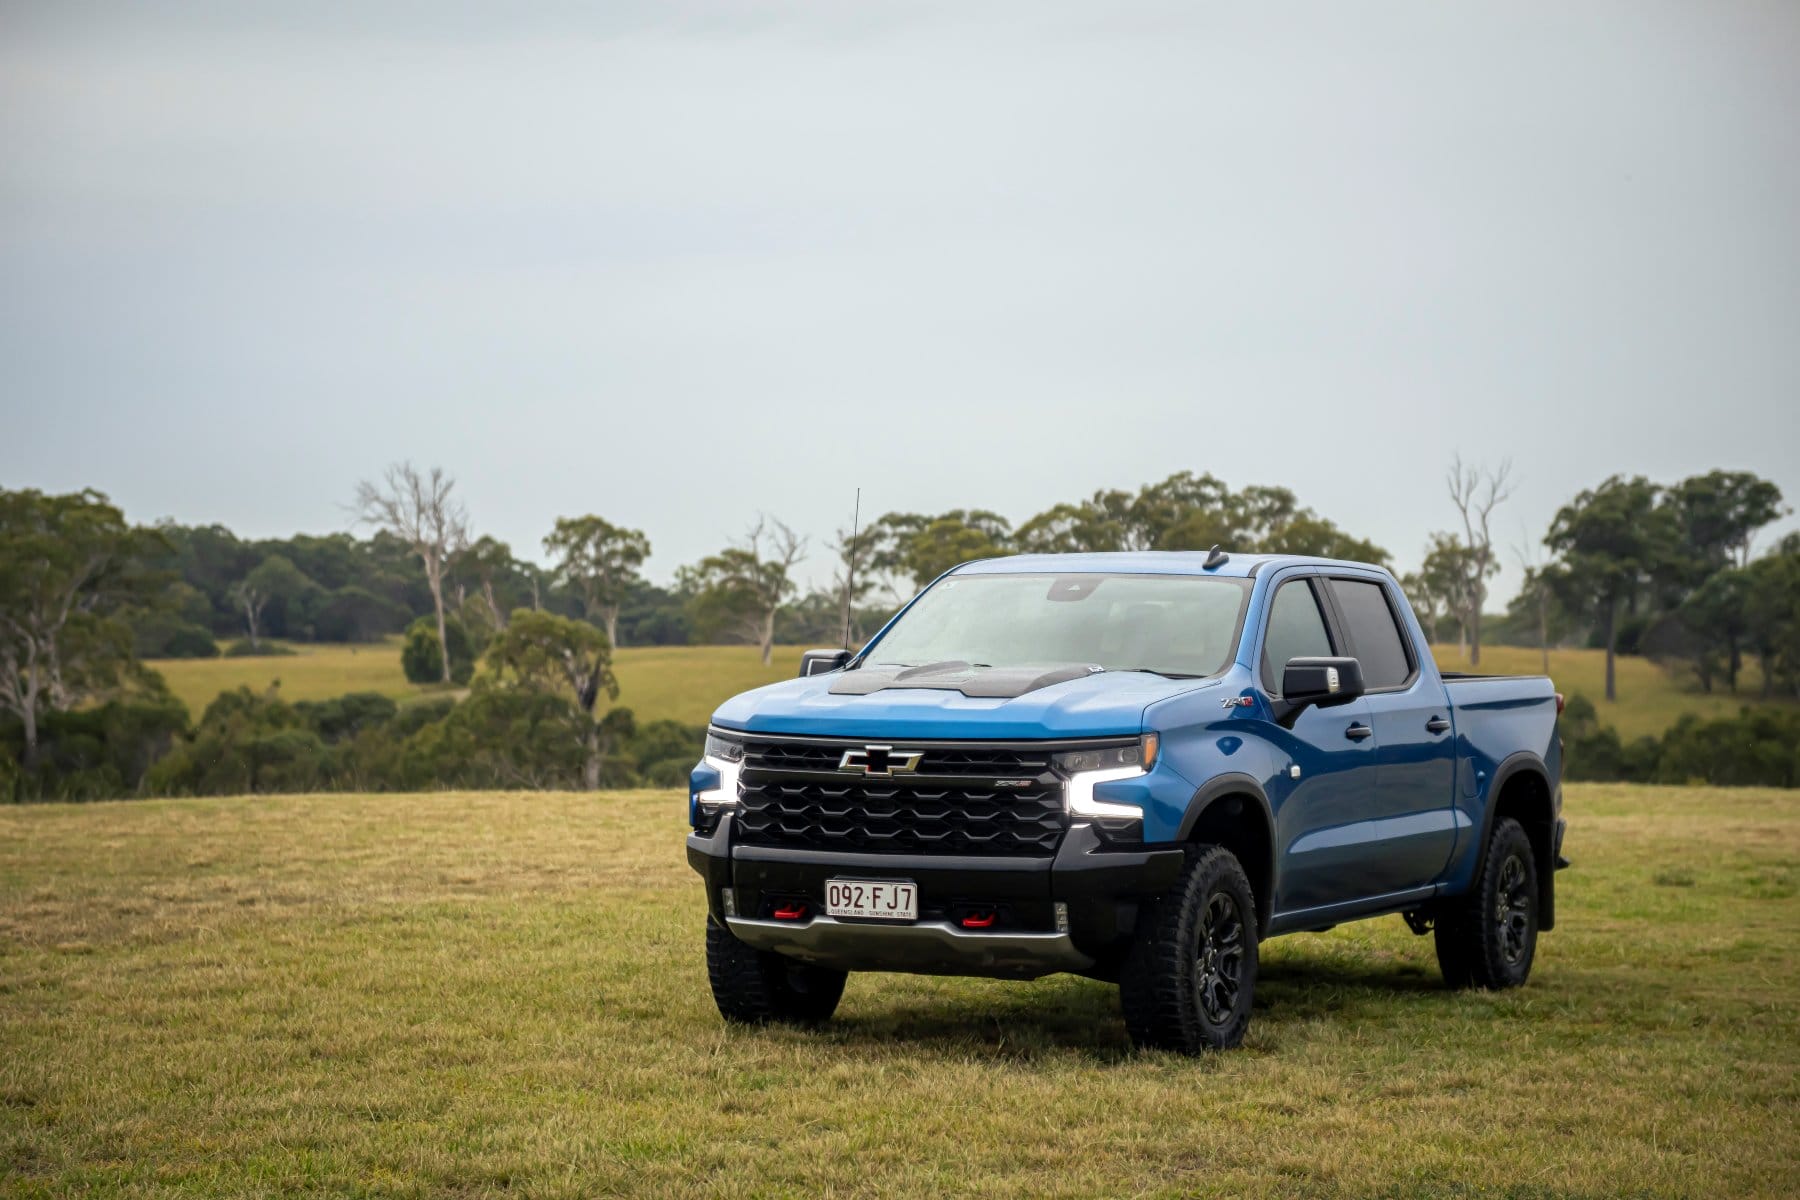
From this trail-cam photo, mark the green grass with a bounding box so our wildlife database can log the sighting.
[152,640,1793,741]
[3,785,1796,1197]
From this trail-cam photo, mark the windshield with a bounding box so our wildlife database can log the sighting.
[861,573,1251,679]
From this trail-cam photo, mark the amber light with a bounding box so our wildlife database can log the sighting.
[1141,732,1160,770]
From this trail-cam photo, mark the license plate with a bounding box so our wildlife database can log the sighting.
[825,878,917,921]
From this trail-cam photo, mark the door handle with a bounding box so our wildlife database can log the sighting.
[1425,716,1451,735]
[1345,723,1374,742]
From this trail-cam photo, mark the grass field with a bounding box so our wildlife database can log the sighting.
[3,785,1796,1197]
[152,640,1791,741]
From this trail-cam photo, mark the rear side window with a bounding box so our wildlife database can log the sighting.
[1262,580,1333,692]
[1328,579,1413,689]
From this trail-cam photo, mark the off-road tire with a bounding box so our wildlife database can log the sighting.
[1434,817,1539,990]
[706,918,847,1025]
[1120,846,1259,1053]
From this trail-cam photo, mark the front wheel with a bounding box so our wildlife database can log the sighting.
[1434,817,1539,990]
[705,918,847,1026]
[1120,846,1259,1053]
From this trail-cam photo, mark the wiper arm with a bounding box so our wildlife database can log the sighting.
[1112,667,1202,679]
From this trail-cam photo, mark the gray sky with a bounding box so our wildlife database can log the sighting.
[4,1,1797,602]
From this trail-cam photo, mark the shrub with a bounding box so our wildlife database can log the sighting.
[400,615,475,685]
[1653,709,1800,788]
[224,639,295,657]
[132,611,221,659]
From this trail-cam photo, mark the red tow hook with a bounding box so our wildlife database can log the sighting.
[959,911,997,929]
[772,902,808,921]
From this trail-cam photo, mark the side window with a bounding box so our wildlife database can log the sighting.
[1327,579,1413,689]
[1261,579,1334,692]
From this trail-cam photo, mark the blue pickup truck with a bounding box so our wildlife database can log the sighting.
[687,551,1565,1052]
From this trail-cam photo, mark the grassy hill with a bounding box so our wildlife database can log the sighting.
[2,784,1795,1197]
[152,640,1791,740]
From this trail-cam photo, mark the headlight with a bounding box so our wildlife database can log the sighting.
[693,731,745,833]
[1059,734,1158,838]
[704,731,745,762]
[1054,733,1158,777]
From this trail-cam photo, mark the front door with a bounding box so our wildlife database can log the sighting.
[1257,575,1383,914]
[1320,576,1459,894]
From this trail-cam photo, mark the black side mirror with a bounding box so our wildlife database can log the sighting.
[799,648,851,678]
[1275,656,1365,726]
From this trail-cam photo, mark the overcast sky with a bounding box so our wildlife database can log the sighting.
[4,0,1797,601]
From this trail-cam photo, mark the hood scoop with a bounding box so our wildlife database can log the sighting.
[829,660,1104,699]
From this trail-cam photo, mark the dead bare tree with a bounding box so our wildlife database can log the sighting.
[352,463,470,683]
[1446,454,1515,667]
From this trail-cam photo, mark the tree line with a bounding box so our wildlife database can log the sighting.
[2,463,1795,801]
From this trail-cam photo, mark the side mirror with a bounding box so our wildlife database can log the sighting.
[799,648,851,678]
[1276,656,1365,726]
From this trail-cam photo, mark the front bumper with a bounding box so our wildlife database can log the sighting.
[687,814,1185,980]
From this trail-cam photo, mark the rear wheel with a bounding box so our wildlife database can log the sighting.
[1120,846,1259,1053]
[1434,817,1538,990]
[706,918,847,1025]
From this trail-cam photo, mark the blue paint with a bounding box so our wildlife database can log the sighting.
[693,551,1561,929]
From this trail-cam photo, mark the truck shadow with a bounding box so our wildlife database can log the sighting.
[824,951,1453,1063]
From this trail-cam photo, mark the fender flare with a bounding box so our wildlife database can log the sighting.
[1175,772,1277,936]
[1471,750,1556,929]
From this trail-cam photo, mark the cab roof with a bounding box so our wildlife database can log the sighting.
[950,551,1392,580]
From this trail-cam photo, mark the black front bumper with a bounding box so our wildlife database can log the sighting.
[687,815,1185,979]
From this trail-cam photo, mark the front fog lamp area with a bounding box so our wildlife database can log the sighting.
[692,732,744,834]
[1059,734,1157,837]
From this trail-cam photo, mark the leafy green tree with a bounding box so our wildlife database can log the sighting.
[1670,568,1751,693]
[1014,500,1132,555]
[453,535,524,637]
[1665,470,1785,575]
[1545,476,1681,702]
[228,554,314,650]
[543,516,651,648]
[0,488,170,767]
[481,608,620,787]
[1416,533,1485,654]
[1741,546,1800,698]
[686,518,806,664]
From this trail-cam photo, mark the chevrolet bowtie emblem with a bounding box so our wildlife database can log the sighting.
[838,745,924,777]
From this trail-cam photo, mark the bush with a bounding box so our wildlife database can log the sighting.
[132,611,221,659]
[399,688,588,789]
[400,615,475,685]
[0,694,190,802]
[293,692,400,743]
[224,639,295,658]
[1653,709,1800,788]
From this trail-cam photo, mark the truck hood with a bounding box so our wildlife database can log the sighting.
[710,667,1222,740]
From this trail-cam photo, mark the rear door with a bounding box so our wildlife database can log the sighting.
[1320,575,1458,893]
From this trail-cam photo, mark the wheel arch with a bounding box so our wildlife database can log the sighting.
[1475,752,1558,931]
[1175,773,1276,937]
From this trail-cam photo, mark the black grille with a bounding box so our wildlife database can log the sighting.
[733,735,1081,858]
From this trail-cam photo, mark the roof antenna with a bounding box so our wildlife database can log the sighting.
[1204,544,1229,570]
[841,487,862,650]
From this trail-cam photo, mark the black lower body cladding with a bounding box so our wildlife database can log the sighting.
[686,816,1186,979]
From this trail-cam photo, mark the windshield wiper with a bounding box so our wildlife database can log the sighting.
[1112,667,1202,679]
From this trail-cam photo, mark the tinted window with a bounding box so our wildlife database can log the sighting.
[1328,579,1412,689]
[1262,580,1333,691]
